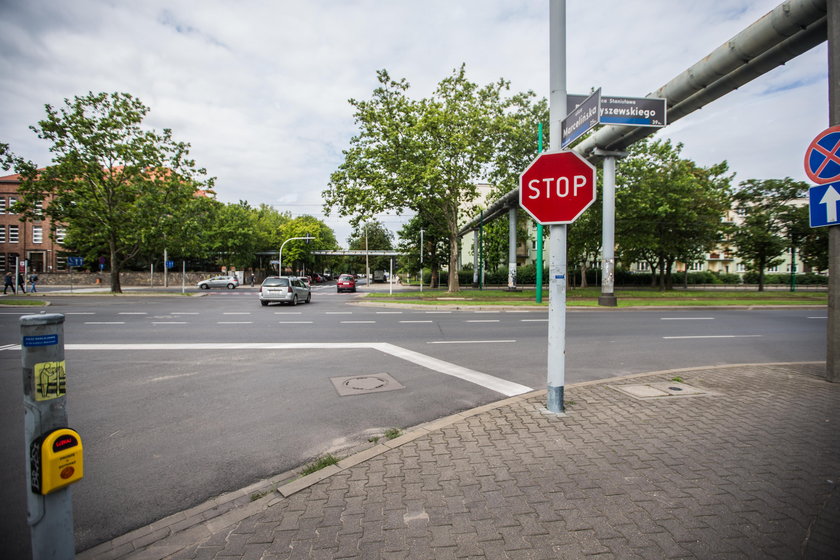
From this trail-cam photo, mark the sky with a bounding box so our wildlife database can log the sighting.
[0,0,828,247]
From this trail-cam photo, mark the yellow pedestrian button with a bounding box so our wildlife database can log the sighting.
[31,428,84,495]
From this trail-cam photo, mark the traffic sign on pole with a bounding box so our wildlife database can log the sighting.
[805,125,840,184]
[519,151,597,224]
[810,182,840,228]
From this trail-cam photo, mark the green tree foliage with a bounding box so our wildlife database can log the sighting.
[616,139,733,290]
[732,178,810,290]
[398,212,449,288]
[202,201,261,270]
[324,65,512,292]
[346,220,394,273]
[7,92,214,292]
[277,216,338,275]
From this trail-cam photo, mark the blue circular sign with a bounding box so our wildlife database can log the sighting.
[805,125,840,184]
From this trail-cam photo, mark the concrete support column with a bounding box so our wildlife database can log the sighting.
[508,207,517,290]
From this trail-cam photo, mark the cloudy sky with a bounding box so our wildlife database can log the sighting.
[0,0,828,246]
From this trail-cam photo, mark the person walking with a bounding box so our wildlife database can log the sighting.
[28,272,38,293]
[3,272,13,294]
[16,272,26,294]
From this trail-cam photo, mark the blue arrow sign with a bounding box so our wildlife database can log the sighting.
[809,182,840,228]
[67,257,84,267]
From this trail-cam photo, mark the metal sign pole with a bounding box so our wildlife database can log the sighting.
[547,0,567,413]
[21,313,75,560]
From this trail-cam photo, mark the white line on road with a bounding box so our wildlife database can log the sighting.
[172,312,199,315]
[61,342,533,397]
[327,311,353,315]
[400,320,433,324]
[662,335,762,339]
[376,311,403,314]
[0,344,19,351]
[428,340,516,345]
[341,320,375,324]
[521,319,548,322]
[425,311,452,314]
[808,316,828,319]
[466,320,500,323]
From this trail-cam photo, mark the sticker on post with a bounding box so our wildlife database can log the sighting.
[34,361,66,401]
[23,334,59,347]
[554,275,565,279]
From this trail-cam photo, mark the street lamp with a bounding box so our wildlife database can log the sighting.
[278,235,314,275]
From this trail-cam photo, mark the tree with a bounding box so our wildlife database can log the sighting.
[732,178,809,290]
[398,211,449,288]
[347,220,394,273]
[9,92,214,292]
[616,139,732,290]
[277,216,337,275]
[324,66,511,292]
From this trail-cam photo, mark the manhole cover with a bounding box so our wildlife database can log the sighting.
[610,381,714,400]
[331,373,404,396]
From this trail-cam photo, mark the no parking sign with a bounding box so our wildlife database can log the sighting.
[805,125,840,184]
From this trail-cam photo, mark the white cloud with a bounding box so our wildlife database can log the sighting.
[0,0,828,246]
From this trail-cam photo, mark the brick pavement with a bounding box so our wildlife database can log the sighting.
[82,363,840,559]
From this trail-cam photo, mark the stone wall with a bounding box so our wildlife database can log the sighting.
[29,271,253,287]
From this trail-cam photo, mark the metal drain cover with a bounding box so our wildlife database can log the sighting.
[331,373,404,396]
[610,381,714,400]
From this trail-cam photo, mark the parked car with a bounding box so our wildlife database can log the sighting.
[259,276,311,306]
[336,274,357,293]
[197,275,239,290]
[311,273,324,283]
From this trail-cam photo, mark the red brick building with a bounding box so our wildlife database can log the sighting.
[0,173,66,274]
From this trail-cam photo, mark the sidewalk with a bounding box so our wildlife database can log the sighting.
[81,362,840,560]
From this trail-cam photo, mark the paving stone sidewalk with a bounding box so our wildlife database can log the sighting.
[83,363,840,559]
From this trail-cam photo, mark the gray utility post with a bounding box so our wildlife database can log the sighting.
[547,0,567,413]
[419,228,424,292]
[593,148,627,307]
[278,236,313,276]
[508,207,518,290]
[21,313,76,560]
[828,0,839,382]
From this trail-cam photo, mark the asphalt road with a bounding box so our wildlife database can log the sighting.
[0,283,828,554]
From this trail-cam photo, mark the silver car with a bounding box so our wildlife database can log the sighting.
[259,276,311,306]
[197,275,239,290]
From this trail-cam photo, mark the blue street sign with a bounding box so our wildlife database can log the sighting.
[67,257,84,267]
[809,182,840,228]
[165,260,174,269]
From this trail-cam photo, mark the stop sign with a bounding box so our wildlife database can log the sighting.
[519,151,596,224]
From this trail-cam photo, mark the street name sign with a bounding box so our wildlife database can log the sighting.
[809,182,840,228]
[567,93,667,129]
[561,88,600,148]
[519,151,597,224]
[67,257,84,267]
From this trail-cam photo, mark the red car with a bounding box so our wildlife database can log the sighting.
[336,274,356,293]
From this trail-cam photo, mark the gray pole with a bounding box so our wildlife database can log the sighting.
[508,206,518,290]
[473,230,479,287]
[593,149,627,306]
[420,228,424,292]
[21,313,76,560]
[547,0,567,413]
[828,0,839,382]
[164,248,168,288]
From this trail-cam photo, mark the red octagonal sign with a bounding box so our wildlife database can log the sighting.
[519,151,596,224]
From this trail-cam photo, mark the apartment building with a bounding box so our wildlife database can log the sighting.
[0,173,66,274]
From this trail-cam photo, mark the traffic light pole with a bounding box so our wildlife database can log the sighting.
[828,0,839,382]
[547,0,567,413]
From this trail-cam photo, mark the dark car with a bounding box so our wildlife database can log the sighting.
[336,274,357,293]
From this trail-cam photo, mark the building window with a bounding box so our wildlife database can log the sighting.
[688,261,704,271]
[767,265,779,273]
[0,226,5,243]
[55,227,67,244]
[8,225,19,243]
[7,197,16,214]
[7,253,18,270]
[33,226,43,244]
[635,261,650,271]
[0,197,5,214]
[56,256,67,271]
[34,201,44,221]
[0,253,5,272]
[736,263,746,272]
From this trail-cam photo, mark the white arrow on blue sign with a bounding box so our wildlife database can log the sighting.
[809,182,840,228]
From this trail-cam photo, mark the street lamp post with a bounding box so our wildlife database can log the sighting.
[278,236,314,275]
[419,229,424,292]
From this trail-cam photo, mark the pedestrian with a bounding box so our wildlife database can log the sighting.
[249,273,255,287]
[29,272,39,293]
[17,272,26,294]
[3,272,12,294]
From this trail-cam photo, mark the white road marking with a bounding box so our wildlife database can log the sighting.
[425,311,451,314]
[62,342,533,397]
[400,320,433,324]
[0,344,19,351]
[521,319,548,322]
[808,316,828,319]
[341,320,375,324]
[663,335,762,339]
[327,311,353,315]
[466,319,500,323]
[173,312,199,315]
[376,311,403,314]
[428,340,516,344]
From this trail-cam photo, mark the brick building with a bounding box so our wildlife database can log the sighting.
[0,173,66,274]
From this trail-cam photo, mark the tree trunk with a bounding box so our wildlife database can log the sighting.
[758,257,766,292]
[109,236,122,293]
[580,261,589,289]
[447,229,460,293]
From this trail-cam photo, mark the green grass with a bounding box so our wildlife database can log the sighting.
[0,298,48,306]
[300,454,340,476]
[364,287,826,307]
[384,428,402,440]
